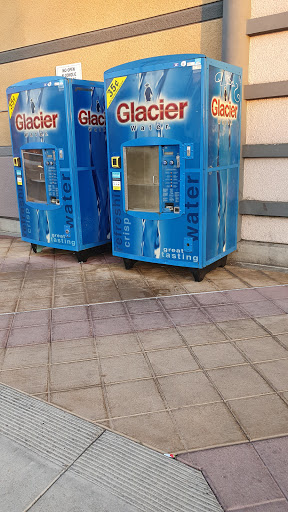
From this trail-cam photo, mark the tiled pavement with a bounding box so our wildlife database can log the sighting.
[178,437,288,511]
[1,236,288,510]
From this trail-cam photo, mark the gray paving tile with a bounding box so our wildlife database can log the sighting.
[101,353,152,383]
[217,319,268,340]
[275,299,288,313]
[111,410,185,453]
[0,433,63,512]
[95,333,140,357]
[194,291,231,306]
[277,334,288,349]
[106,379,165,417]
[240,300,285,317]
[160,294,196,310]
[236,337,288,362]
[93,316,132,336]
[90,301,126,319]
[253,436,288,500]
[172,402,246,450]
[258,314,288,335]
[119,288,154,300]
[168,307,211,326]
[178,323,228,345]
[224,288,265,303]
[2,344,49,370]
[50,360,100,391]
[158,371,220,408]
[147,347,199,375]
[13,310,50,328]
[0,329,8,348]
[193,343,246,369]
[258,286,288,300]
[51,386,107,422]
[51,338,95,364]
[126,298,161,314]
[204,304,249,322]
[17,297,52,312]
[7,325,50,347]
[138,327,185,350]
[208,365,272,400]
[231,500,288,511]
[51,305,89,323]
[256,359,288,391]
[228,394,288,440]
[130,311,173,331]
[0,314,13,329]
[177,443,285,511]
[53,293,87,308]
[52,320,92,342]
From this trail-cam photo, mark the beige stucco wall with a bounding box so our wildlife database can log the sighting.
[251,0,288,18]
[0,0,221,51]
[246,98,288,144]
[242,216,288,244]
[241,0,288,248]
[0,18,222,144]
[243,159,288,202]
[249,31,288,84]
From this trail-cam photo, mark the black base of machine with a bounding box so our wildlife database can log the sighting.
[123,258,136,270]
[31,243,43,254]
[191,255,228,282]
[31,242,111,262]
[75,243,111,263]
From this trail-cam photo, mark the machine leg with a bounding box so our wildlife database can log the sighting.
[192,255,228,281]
[192,269,206,282]
[76,251,88,263]
[123,258,136,270]
[219,255,228,267]
[31,244,43,254]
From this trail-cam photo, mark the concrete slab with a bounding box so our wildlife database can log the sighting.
[0,433,62,512]
[0,384,223,512]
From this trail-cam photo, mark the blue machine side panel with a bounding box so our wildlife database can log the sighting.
[72,83,110,246]
[105,59,203,267]
[205,64,242,263]
[7,78,79,250]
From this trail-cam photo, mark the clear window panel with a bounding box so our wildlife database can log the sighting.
[124,146,159,212]
[22,150,47,204]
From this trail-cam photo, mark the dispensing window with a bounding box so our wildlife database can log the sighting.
[123,144,181,214]
[22,150,47,204]
[124,146,159,212]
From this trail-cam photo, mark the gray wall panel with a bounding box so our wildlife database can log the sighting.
[247,11,288,36]
[244,81,288,100]
[243,144,288,158]
[239,200,288,217]
[0,156,19,218]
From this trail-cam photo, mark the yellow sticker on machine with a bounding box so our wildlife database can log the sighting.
[8,93,19,118]
[106,76,127,109]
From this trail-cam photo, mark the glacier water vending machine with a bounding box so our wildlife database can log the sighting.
[104,54,242,280]
[7,76,110,261]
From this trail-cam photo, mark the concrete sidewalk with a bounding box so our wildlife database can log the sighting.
[0,384,222,512]
[0,236,288,510]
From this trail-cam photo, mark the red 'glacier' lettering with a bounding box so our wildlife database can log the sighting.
[78,109,105,126]
[116,99,188,123]
[211,97,238,119]
[15,112,58,131]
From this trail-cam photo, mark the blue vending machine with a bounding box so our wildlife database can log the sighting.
[104,54,242,280]
[7,76,110,261]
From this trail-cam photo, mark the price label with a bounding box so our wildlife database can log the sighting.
[106,76,127,109]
